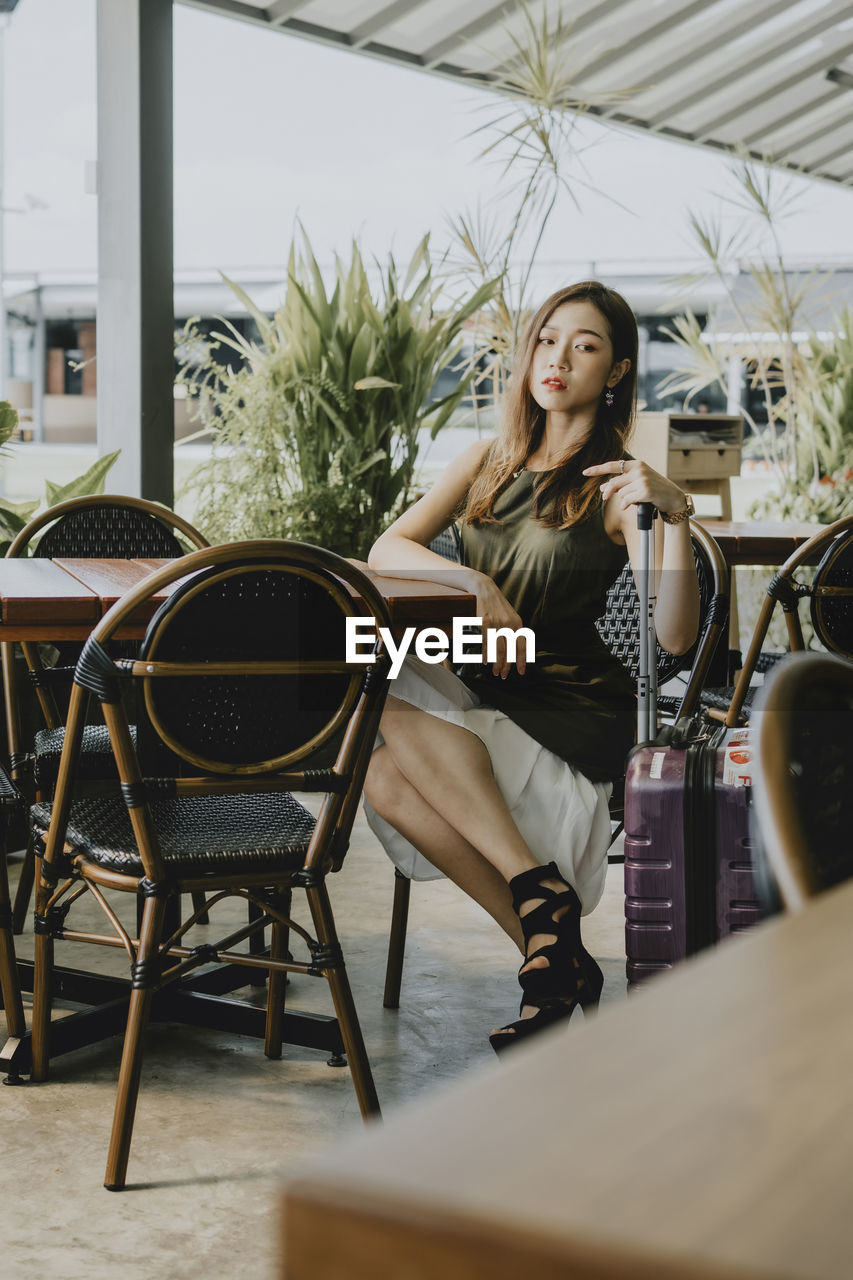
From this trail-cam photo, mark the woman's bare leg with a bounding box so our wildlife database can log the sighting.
[365,745,523,951]
[378,696,540,883]
[372,697,592,1034]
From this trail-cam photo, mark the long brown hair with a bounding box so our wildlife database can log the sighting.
[462,281,638,528]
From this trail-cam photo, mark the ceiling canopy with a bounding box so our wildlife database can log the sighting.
[180,0,853,188]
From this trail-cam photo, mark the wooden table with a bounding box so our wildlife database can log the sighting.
[696,520,825,667]
[0,555,475,1080]
[0,556,476,642]
[697,519,824,566]
[283,879,853,1280]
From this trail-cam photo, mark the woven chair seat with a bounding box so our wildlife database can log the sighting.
[33,724,138,787]
[0,767,19,808]
[32,791,316,878]
[700,653,785,715]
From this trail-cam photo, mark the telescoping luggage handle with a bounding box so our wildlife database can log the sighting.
[636,503,658,745]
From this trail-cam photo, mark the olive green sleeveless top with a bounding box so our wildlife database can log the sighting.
[460,468,634,782]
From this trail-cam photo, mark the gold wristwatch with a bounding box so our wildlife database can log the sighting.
[660,495,695,525]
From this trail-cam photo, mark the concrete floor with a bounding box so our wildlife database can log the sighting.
[1,813,628,1280]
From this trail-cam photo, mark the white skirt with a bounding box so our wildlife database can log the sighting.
[363,657,614,916]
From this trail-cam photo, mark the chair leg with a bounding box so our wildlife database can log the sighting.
[248,897,268,989]
[305,882,380,1120]
[264,888,291,1060]
[0,831,25,1040]
[11,832,36,935]
[383,870,411,1010]
[30,929,54,1082]
[104,893,167,1191]
[324,960,380,1119]
[190,890,209,925]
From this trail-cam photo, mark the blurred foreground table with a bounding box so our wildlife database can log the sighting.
[283,879,853,1280]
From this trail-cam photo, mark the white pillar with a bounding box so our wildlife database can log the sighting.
[726,355,744,415]
[96,0,174,502]
[0,18,7,404]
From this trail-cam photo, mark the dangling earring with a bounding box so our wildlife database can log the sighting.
[604,387,615,407]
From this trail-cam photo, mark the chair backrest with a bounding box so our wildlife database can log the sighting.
[810,525,853,660]
[751,651,853,913]
[3,495,210,742]
[6,493,208,560]
[428,525,463,562]
[135,553,375,774]
[595,521,728,718]
[78,541,391,771]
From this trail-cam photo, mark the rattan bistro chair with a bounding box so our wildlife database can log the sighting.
[2,495,209,931]
[29,541,392,1190]
[382,520,729,1009]
[750,652,853,914]
[703,514,853,727]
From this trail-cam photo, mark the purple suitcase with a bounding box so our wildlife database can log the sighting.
[623,720,763,986]
[622,506,763,987]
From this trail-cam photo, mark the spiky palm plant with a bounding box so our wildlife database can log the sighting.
[176,231,496,557]
[0,401,119,554]
[657,158,853,522]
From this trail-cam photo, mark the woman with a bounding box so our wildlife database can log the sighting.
[364,281,699,1053]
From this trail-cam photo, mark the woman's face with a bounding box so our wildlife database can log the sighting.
[528,299,626,416]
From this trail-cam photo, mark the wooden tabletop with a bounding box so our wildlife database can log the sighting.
[283,879,853,1280]
[0,556,475,641]
[697,519,825,565]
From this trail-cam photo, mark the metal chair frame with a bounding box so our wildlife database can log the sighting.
[29,540,392,1189]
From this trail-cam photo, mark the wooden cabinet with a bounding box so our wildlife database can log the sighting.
[630,412,743,518]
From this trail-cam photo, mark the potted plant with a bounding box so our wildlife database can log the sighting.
[0,401,119,554]
[176,231,496,558]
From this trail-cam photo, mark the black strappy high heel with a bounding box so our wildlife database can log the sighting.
[489,861,603,1056]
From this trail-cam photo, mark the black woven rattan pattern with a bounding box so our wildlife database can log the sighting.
[29,503,191,731]
[789,681,853,892]
[31,791,315,877]
[33,725,137,788]
[34,507,186,559]
[701,686,757,713]
[140,566,355,769]
[0,766,20,808]
[700,652,785,713]
[595,540,714,683]
[811,530,853,659]
[429,526,462,561]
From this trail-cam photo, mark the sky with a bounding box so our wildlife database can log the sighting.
[4,0,853,288]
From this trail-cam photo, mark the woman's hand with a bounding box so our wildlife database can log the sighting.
[582,459,688,517]
[470,570,530,678]
[585,459,700,655]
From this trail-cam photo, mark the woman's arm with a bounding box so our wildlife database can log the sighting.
[368,437,491,589]
[369,438,529,676]
[585,459,701,656]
